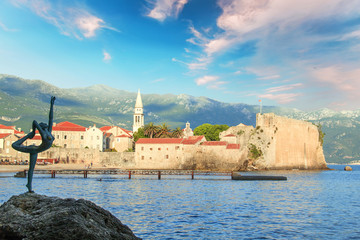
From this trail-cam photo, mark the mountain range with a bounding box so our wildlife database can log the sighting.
[1,74,359,164]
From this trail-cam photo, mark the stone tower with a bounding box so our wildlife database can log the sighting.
[133,89,144,133]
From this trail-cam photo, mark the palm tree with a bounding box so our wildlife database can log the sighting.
[156,123,171,138]
[172,127,183,138]
[144,122,159,138]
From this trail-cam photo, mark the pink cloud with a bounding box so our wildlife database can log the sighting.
[311,66,359,92]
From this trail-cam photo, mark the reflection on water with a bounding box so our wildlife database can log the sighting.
[1,165,360,239]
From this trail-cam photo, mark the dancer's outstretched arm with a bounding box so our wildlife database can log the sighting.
[48,96,56,133]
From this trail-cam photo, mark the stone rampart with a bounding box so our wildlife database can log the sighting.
[37,148,136,168]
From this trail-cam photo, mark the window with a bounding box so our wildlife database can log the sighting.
[158,148,161,151]
[141,156,144,160]
[175,146,179,150]
[64,144,67,148]
[64,135,67,140]
[150,148,153,151]
[149,157,152,160]
[57,135,60,139]
[97,136,99,140]
[81,136,84,140]
[141,147,144,151]
[165,155,169,159]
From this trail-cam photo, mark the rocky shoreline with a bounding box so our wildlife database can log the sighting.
[0,193,141,240]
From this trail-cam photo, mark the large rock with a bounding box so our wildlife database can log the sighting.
[0,193,141,240]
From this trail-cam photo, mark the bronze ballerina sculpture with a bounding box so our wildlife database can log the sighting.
[12,96,56,192]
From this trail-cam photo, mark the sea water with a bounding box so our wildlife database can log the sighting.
[1,165,359,239]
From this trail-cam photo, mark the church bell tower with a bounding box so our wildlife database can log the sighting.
[133,89,144,133]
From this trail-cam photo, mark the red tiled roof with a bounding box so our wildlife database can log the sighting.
[115,134,131,138]
[100,126,112,132]
[136,138,183,144]
[226,144,240,149]
[0,133,11,139]
[202,141,227,146]
[0,124,23,134]
[30,135,42,140]
[0,124,15,130]
[224,134,236,137]
[121,128,132,135]
[100,126,132,137]
[181,136,206,145]
[53,121,86,132]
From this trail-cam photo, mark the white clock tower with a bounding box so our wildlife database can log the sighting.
[133,89,144,133]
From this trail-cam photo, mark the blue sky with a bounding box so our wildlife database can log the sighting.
[1,0,360,111]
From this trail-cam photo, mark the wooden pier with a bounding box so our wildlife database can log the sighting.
[15,169,287,181]
[21,169,234,179]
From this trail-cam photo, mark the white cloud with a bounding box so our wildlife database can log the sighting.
[340,30,360,41]
[10,0,118,39]
[172,56,212,70]
[266,83,303,93]
[147,0,188,22]
[257,75,281,80]
[207,81,228,90]
[182,0,360,72]
[205,0,360,55]
[0,21,17,32]
[195,75,228,90]
[103,50,112,62]
[195,75,219,86]
[259,93,302,104]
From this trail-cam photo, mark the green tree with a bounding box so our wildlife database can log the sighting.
[156,123,171,138]
[144,122,159,138]
[248,144,262,159]
[193,123,229,141]
[172,127,183,138]
[316,123,326,146]
[133,127,147,142]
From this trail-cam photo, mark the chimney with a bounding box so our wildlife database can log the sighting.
[53,122,57,127]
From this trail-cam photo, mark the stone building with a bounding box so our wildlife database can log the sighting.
[0,133,19,159]
[0,124,23,135]
[52,121,103,151]
[134,135,245,170]
[85,125,103,151]
[100,126,133,152]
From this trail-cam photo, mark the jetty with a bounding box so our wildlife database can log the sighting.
[14,169,287,181]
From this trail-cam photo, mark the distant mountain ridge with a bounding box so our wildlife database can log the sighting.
[0,74,359,164]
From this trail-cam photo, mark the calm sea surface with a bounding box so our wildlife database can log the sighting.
[1,165,360,239]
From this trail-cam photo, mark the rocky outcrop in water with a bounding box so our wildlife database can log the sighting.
[0,193,141,240]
